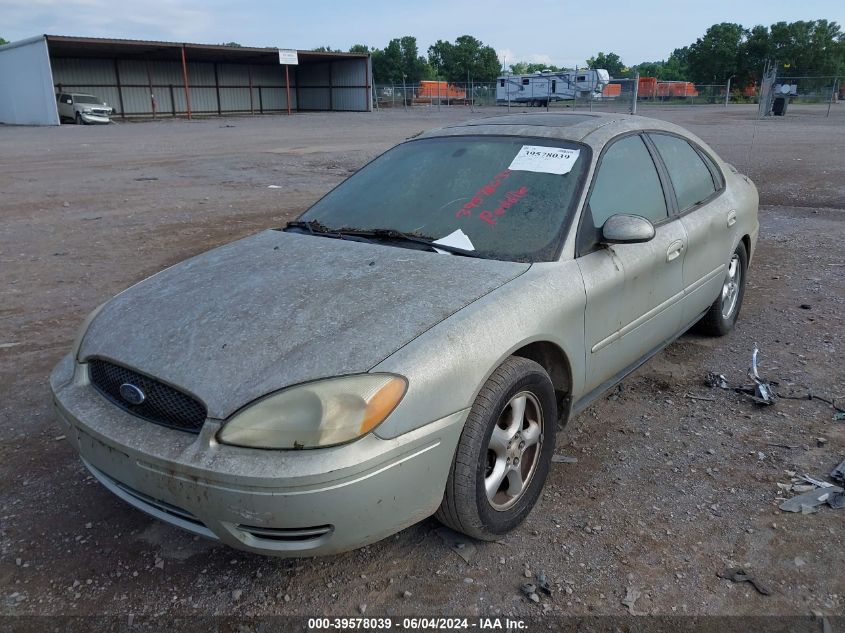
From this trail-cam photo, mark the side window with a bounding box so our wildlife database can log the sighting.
[500,79,505,87]
[698,149,724,189]
[522,78,530,85]
[588,135,668,229]
[649,134,716,211]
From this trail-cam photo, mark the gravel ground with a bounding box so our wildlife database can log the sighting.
[1,103,843,627]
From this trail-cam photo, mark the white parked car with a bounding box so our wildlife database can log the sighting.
[56,93,114,125]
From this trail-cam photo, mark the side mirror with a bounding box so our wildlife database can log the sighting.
[601,214,655,244]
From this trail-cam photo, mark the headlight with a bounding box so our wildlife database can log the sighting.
[217,374,407,449]
[82,108,92,113]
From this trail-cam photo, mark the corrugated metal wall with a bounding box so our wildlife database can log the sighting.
[0,36,60,125]
[50,55,369,116]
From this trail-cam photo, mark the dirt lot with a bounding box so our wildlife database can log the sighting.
[1,104,844,627]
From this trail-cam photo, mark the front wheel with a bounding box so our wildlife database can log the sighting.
[75,112,84,125]
[696,241,748,336]
[436,356,556,540]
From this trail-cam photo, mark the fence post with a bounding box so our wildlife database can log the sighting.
[828,78,838,118]
[725,76,732,107]
[631,73,639,114]
[402,76,407,111]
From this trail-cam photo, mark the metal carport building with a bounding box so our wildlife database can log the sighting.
[0,35,372,125]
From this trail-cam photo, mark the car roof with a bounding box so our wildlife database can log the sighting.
[421,111,692,147]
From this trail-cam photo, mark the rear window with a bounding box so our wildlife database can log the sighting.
[74,95,102,104]
[649,133,716,211]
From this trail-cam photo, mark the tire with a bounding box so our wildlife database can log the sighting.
[696,241,748,336]
[75,112,84,125]
[436,356,556,540]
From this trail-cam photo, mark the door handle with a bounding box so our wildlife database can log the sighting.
[727,209,737,227]
[666,240,684,262]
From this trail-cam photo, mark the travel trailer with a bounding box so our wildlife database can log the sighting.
[496,69,610,105]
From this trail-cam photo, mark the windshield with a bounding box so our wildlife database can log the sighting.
[296,135,589,262]
[74,95,103,104]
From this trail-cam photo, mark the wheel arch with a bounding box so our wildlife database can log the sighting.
[510,340,573,424]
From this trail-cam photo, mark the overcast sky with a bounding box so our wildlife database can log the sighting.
[2,0,842,67]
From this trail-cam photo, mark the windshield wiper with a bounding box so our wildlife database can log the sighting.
[284,220,376,244]
[333,227,491,259]
[285,222,490,259]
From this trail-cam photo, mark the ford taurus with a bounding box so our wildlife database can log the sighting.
[49,112,759,556]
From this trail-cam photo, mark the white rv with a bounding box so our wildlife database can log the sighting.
[497,69,610,105]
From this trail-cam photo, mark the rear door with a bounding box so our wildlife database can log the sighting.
[646,133,733,327]
[576,133,687,394]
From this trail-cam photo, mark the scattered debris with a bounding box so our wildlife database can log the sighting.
[134,177,158,181]
[685,393,717,402]
[799,474,834,488]
[231,589,242,601]
[717,568,771,595]
[828,492,845,509]
[748,345,775,405]
[535,571,551,596]
[767,443,798,450]
[520,584,540,603]
[434,526,477,564]
[779,485,843,513]
[551,455,578,464]
[705,373,729,389]
[0,342,21,349]
[799,304,812,310]
[267,185,282,189]
[621,586,643,614]
[834,412,845,422]
[831,459,845,484]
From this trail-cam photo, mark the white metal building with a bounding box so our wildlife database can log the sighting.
[0,35,373,125]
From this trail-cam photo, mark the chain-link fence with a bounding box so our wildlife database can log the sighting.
[756,70,842,118]
[373,72,842,118]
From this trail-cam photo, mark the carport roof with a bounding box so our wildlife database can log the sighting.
[44,35,368,65]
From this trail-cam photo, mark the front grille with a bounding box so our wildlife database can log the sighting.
[88,359,207,433]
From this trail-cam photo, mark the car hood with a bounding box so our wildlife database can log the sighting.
[78,230,530,419]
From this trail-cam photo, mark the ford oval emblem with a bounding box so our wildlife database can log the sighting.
[119,383,146,405]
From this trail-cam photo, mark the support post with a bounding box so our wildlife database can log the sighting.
[213,62,222,116]
[169,84,176,116]
[725,76,732,107]
[145,59,156,119]
[829,78,838,118]
[258,85,263,114]
[402,75,407,111]
[631,72,639,115]
[285,65,291,115]
[180,45,192,119]
[248,66,254,115]
[113,59,126,120]
[328,62,333,111]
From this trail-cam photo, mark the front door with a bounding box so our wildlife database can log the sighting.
[576,133,687,394]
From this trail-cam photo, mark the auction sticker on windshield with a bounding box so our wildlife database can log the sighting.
[508,145,580,175]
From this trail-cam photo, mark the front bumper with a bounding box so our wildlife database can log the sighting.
[80,113,111,124]
[50,354,466,557]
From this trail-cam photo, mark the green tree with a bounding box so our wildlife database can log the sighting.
[221,41,242,48]
[686,22,744,83]
[428,35,501,82]
[586,51,626,77]
[0,37,8,46]
[768,19,844,76]
[312,45,341,53]
[348,44,370,54]
[371,37,430,83]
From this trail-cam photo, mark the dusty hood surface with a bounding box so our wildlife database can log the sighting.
[79,230,529,419]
